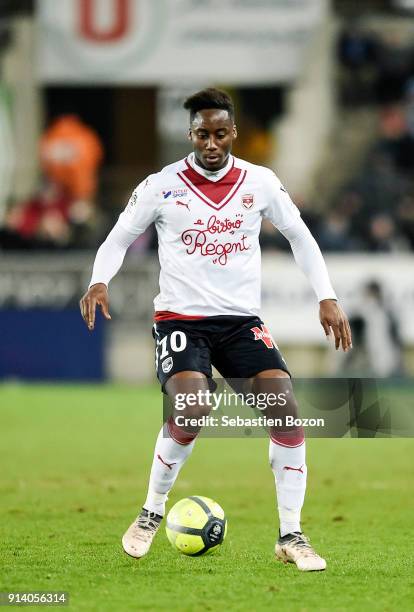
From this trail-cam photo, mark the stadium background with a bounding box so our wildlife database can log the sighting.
[1,1,413,610]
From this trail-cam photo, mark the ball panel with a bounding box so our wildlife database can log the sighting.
[165,526,177,548]
[192,496,226,520]
[167,497,209,529]
[174,532,205,555]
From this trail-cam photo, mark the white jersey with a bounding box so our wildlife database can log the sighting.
[117,154,302,318]
[90,153,337,317]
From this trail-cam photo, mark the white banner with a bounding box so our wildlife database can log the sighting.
[261,254,414,344]
[36,0,325,84]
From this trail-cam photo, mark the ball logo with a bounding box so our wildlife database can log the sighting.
[166,496,226,555]
[208,521,223,543]
[162,357,173,373]
[241,194,254,209]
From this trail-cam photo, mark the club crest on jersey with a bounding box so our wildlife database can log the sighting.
[241,193,254,209]
[162,356,173,373]
[251,324,276,349]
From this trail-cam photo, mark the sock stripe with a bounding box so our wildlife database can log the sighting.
[167,416,198,445]
[270,438,305,448]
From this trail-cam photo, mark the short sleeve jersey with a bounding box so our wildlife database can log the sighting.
[118,154,300,317]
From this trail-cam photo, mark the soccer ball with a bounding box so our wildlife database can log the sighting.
[166,496,227,556]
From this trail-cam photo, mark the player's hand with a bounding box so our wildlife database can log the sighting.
[79,283,111,331]
[319,299,352,352]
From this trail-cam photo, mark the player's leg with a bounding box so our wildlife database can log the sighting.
[143,371,211,517]
[213,317,325,571]
[122,371,211,558]
[122,321,212,558]
[253,369,326,572]
[253,370,306,536]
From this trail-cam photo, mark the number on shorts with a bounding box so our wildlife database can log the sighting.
[155,330,187,369]
[170,331,186,352]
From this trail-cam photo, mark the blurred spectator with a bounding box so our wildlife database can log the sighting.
[374,32,414,105]
[367,213,409,251]
[0,181,72,249]
[40,114,103,201]
[337,21,379,106]
[0,177,105,250]
[318,210,360,251]
[375,105,414,174]
[337,22,414,108]
[0,115,104,250]
[343,281,403,377]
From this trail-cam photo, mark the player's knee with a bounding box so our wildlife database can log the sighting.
[181,403,212,420]
[254,369,290,379]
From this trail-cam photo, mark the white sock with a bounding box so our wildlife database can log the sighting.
[143,425,195,516]
[269,439,307,536]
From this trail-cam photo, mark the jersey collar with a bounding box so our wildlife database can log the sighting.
[186,152,234,183]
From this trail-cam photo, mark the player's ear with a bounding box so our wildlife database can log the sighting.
[232,124,238,140]
[187,128,193,141]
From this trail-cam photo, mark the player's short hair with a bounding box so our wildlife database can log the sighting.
[183,88,235,122]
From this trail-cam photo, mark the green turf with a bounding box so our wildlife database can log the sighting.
[1,384,414,611]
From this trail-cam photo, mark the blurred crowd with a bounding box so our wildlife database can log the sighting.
[337,19,414,107]
[321,20,414,252]
[0,114,103,250]
[311,100,414,253]
[263,20,414,254]
[2,19,414,254]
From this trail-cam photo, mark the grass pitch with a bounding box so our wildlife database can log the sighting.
[1,384,414,611]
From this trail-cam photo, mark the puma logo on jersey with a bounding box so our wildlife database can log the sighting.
[176,200,190,211]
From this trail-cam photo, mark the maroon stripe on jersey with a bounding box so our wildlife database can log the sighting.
[154,311,206,322]
[178,168,247,211]
[181,163,241,204]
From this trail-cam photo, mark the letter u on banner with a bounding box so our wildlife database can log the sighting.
[79,0,130,43]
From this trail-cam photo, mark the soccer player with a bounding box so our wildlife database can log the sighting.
[80,88,352,572]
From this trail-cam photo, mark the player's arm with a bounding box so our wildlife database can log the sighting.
[79,223,137,330]
[280,218,352,351]
[262,170,352,352]
[80,176,158,331]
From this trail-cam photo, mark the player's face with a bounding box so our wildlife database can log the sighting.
[188,109,237,171]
